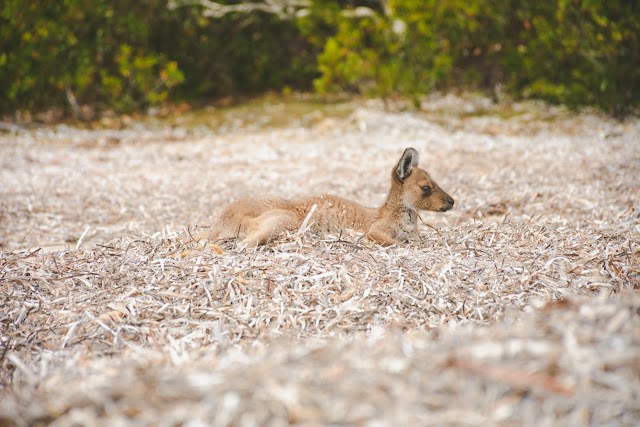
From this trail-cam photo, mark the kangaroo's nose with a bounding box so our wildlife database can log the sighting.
[447,196,455,206]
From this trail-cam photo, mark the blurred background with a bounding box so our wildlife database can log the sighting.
[1,0,638,119]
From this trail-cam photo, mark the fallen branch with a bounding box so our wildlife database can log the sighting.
[448,357,575,396]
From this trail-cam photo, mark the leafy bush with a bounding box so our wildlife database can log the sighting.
[0,0,638,116]
[308,0,639,115]
[0,0,315,115]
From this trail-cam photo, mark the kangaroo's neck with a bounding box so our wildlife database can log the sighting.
[378,181,415,221]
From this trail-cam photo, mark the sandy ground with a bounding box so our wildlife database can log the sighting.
[1,96,639,426]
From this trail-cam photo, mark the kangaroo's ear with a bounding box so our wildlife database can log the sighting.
[395,147,420,182]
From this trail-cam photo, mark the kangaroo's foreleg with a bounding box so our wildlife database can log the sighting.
[367,219,400,246]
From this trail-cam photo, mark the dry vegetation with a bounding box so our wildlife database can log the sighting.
[1,96,639,426]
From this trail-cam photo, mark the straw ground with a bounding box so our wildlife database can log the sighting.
[1,96,639,425]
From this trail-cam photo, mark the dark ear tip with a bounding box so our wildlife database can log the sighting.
[403,147,420,167]
[396,147,419,182]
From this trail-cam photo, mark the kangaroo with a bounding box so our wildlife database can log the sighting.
[199,147,454,247]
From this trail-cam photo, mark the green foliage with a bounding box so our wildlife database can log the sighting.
[513,1,640,116]
[0,0,185,112]
[308,0,639,115]
[0,0,638,116]
[100,44,184,110]
[0,0,315,114]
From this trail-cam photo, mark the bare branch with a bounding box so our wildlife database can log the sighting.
[167,0,311,19]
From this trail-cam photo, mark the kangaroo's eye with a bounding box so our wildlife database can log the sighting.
[421,186,433,195]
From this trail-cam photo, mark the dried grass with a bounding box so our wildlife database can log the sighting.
[1,96,639,426]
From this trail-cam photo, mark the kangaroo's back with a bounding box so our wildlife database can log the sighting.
[293,194,377,234]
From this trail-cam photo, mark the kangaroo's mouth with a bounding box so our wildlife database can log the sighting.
[439,198,455,211]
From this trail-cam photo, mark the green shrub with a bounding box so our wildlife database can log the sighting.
[0,0,637,116]
[0,1,186,113]
[0,0,315,115]
[308,0,639,115]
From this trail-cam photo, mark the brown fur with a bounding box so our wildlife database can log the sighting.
[199,148,454,247]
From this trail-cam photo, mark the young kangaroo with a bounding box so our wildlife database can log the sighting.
[200,147,454,247]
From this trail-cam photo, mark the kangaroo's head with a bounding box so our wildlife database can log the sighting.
[392,147,454,212]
